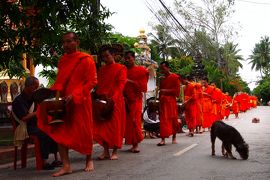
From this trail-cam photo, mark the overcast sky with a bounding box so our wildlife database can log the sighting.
[101,0,270,90]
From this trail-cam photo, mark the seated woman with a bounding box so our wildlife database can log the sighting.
[12,76,61,170]
[143,98,160,138]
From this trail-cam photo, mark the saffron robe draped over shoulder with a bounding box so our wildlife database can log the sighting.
[124,66,149,145]
[238,93,250,112]
[37,51,97,155]
[232,95,240,115]
[224,94,232,118]
[93,63,127,149]
[194,83,203,126]
[184,82,197,129]
[159,73,180,138]
[202,85,214,128]
[211,87,223,121]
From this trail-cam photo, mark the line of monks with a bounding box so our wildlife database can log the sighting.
[182,78,258,137]
[36,32,257,176]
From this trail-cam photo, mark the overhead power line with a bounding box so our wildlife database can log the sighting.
[158,0,188,33]
[145,0,195,49]
[236,0,270,5]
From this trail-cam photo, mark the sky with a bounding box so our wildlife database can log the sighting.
[100,0,270,90]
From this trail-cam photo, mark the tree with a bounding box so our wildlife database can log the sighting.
[249,36,270,79]
[175,0,238,68]
[0,0,112,78]
[253,77,270,105]
[148,24,179,61]
[169,55,193,76]
[147,0,238,69]
[148,43,161,63]
[222,42,243,76]
[108,33,138,51]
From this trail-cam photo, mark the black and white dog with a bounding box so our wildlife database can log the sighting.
[211,121,249,160]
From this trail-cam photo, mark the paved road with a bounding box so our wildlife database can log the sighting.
[0,106,269,180]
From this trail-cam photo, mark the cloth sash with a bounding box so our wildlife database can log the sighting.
[13,103,34,147]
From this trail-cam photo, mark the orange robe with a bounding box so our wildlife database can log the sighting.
[220,93,226,119]
[124,66,149,145]
[211,87,223,121]
[202,85,214,128]
[240,93,250,112]
[37,51,97,155]
[195,83,203,126]
[224,94,232,118]
[232,94,240,115]
[159,73,180,138]
[184,82,197,129]
[93,63,127,149]
[250,96,257,108]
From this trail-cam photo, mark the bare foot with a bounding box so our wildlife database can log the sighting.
[52,167,72,177]
[199,130,204,134]
[172,139,177,144]
[110,153,118,160]
[84,160,94,172]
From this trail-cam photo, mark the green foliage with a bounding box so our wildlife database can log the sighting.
[148,24,179,61]
[249,36,270,79]
[148,43,161,63]
[203,60,223,84]
[222,78,239,96]
[0,0,112,79]
[38,68,57,87]
[253,77,270,105]
[222,42,243,76]
[169,56,193,76]
[108,33,138,52]
[191,31,217,60]
[227,77,250,95]
[202,60,249,94]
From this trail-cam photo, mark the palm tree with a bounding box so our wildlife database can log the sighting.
[222,42,243,76]
[249,36,270,78]
[148,25,178,61]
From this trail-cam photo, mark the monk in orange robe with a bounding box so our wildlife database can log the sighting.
[232,93,240,118]
[250,96,258,108]
[241,93,250,112]
[194,82,204,133]
[183,78,198,137]
[224,92,232,119]
[157,61,180,145]
[220,93,226,119]
[210,83,223,122]
[237,92,248,112]
[93,45,127,160]
[37,32,97,176]
[201,79,214,129]
[249,95,254,109]
[123,51,149,153]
